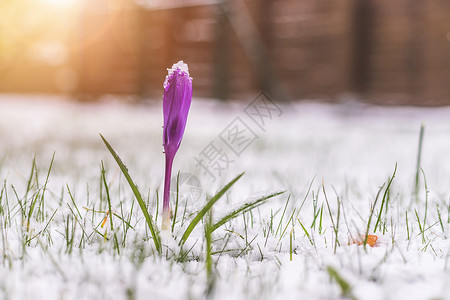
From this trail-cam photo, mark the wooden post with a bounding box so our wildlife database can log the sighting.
[350,0,374,95]
[136,7,148,100]
[213,0,231,101]
[225,0,289,100]
[407,0,424,100]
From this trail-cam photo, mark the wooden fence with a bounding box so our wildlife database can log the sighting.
[0,0,449,105]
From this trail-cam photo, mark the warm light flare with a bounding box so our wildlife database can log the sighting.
[41,0,77,8]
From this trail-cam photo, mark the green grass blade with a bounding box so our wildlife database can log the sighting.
[298,219,313,246]
[289,228,293,261]
[66,185,82,220]
[24,154,36,201]
[437,205,444,232]
[323,183,340,247]
[363,182,385,249]
[327,266,354,299]
[420,168,428,232]
[373,163,397,232]
[414,123,425,201]
[101,162,120,255]
[37,152,55,221]
[27,193,38,232]
[100,134,161,253]
[414,208,425,244]
[211,191,285,232]
[275,194,290,236]
[279,208,296,242]
[318,204,324,234]
[179,172,245,246]
[204,211,214,295]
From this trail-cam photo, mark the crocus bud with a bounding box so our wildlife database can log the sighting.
[162,61,192,230]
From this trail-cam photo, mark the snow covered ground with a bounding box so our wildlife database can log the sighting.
[0,94,449,300]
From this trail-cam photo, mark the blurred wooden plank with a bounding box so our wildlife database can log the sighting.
[0,0,449,105]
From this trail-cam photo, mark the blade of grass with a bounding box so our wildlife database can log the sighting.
[447,198,449,224]
[334,196,341,254]
[298,219,313,246]
[65,204,88,241]
[67,185,82,220]
[310,204,321,230]
[100,134,161,253]
[101,162,120,255]
[275,194,291,237]
[26,192,39,233]
[414,123,425,201]
[327,266,355,300]
[279,208,296,242]
[323,182,340,248]
[289,227,293,261]
[374,163,397,232]
[437,205,444,232]
[363,182,385,249]
[211,191,285,232]
[179,172,244,246]
[264,211,274,247]
[406,211,410,240]
[37,152,55,221]
[318,204,324,234]
[296,175,315,218]
[24,155,37,201]
[414,208,425,244]
[421,168,428,232]
[25,208,58,244]
[204,211,215,296]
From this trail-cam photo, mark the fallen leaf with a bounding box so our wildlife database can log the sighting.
[352,234,378,247]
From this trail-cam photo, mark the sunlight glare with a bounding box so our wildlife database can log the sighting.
[41,0,77,8]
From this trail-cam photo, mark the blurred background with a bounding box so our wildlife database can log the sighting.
[0,0,449,105]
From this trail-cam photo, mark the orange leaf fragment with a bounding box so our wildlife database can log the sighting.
[353,234,378,247]
[365,234,378,247]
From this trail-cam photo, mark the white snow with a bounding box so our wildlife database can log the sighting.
[0,95,449,300]
[164,60,191,90]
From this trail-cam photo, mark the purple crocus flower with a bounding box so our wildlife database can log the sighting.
[162,61,192,230]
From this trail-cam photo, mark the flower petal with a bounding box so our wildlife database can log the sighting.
[162,61,193,157]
